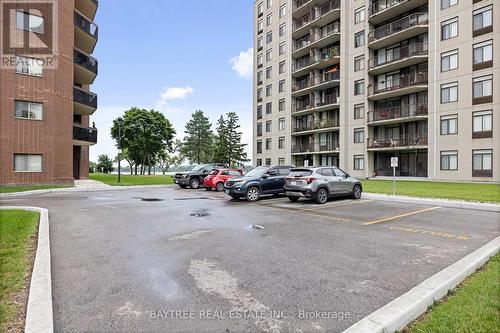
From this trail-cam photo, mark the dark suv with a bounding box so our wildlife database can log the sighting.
[224,165,293,201]
[174,164,226,189]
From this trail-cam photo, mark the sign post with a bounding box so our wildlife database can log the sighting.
[390,157,398,195]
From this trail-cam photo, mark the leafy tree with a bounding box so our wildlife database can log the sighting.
[89,161,98,173]
[213,115,230,164]
[180,110,214,164]
[225,112,248,166]
[97,154,114,174]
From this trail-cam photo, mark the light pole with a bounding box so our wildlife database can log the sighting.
[117,122,122,183]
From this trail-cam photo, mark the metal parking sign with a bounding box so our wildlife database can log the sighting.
[391,157,398,168]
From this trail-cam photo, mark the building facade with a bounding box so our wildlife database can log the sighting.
[0,0,98,185]
[253,0,499,182]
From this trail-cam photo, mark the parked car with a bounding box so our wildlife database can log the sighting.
[284,166,362,204]
[224,165,293,201]
[203,168,243,192]
[174,164,226,189]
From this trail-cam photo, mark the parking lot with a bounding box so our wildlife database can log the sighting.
[2,187,499,332]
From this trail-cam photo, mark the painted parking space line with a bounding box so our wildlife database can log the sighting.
[252,201,351,222]
[362,206,441,225]
[388,225,470,241]
[297,199,374,212]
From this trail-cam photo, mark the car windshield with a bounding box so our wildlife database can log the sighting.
[191,165,206,171]
[244,166,267,178]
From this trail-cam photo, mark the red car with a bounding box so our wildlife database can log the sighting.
[203,168,243,192]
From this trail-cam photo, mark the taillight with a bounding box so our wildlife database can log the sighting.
[305,177,316,184]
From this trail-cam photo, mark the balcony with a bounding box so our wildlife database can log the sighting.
[367,104,428,124]
[74,11,98,54]
[292,71,340,96]
[75,0,98,21]
[367,135,428,150]
[291,141,340,154]
[292,0,340,39]
[73,86,97,116]
[74,48,98,85]
[368,72,428,100]
[292,96,340,114]
[292,22,340,58]
[368,43,428,75]
[292,46,340,76]
[368,0,428,25]
[292,118,340,134]
[368,13,428,49]
[292,0,313,18]
[73,124,97,146]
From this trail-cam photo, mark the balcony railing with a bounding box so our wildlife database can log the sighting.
[369,0,409,16]
[293,0,312,12]
[368,104,428,123]
[73,124,98,144]
[73,87,97,109]
[367,135,428,149]
[292,95,340,113]
[74,11,98,39]
[368,72,428,96]
[293,0,340,32]
[368,13,428,43]
[368,43,428,69]
[292,71,340,92]
[291,141,340,153]
[292,46,340,72]
[294,22,341,51]
[292,118,340,133]
[74,49,98,74]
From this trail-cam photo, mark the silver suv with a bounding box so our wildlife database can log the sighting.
[284,167,362,204]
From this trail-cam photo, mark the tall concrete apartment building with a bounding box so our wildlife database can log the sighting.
[0,0,98,185]
[253,0,499,182]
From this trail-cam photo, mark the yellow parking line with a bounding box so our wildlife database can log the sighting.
[363,206,441,225]
[298,199,373,212]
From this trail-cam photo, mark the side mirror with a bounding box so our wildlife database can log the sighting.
[344,174,350,178]
[262,174,269,179]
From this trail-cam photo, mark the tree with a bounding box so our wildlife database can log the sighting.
[97,154,114,174]
[225,112,248,166]
[180,110,214,164]
[213,115,230,164]
[89,161,98,173]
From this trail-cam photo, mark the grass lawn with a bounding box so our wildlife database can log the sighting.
[0,210,39,332]
[90,173,174,186]
[0,185,71,194]
[361,179,500,203]
[404,254,500,333]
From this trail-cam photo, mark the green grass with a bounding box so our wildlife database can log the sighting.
[90,173,174,186]
[405,254,500,333]
[0,185,71,194]
[361,179,500,203]
[0,210,39,332]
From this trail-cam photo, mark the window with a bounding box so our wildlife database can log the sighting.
[278,157,285,165]
[16,11,44,34]
[266,84,272,97]
[354,7,365,24]
[354,104,364,119]
[354,128,364,143]
[441,49,458,71]
[279,99,285,111]
[279,61,286,74]
[257,105,263,119]
[266,49,272,61]
[441,0,458,9]
[257,140,263,153]
[279,79,285,92]
[266,138,272,150]
[279,42,286,55]
[440,151,458,170]
[257,54,263,67]
[265,158,271,166]
[473,75,493,99]
[266,66,272,79]
[473,6,493,32]
[257,37,263,50]
[472,149,493,176]
[278,117,285,130]
[279,23,286,37]
[15,56,42,76]
[440,114,458,135]
[257,123,263,136]
[473,110,493,134]
[354,155,364,170]
[15,100,43,120]
[441,17,458,40]
[14,154,43,172]
[258,20,263,33]
[266,102,272,114]
[266,13,272,26]
[278,137,285,149]
[473,40,493,65]
[266,31,273,44]
[257,2,264,16]
[256,159,262,166]
[266,120,272,132]
[354,31,365,47]
[267,0,272,8]
[257,88,263,101]
[441,82,458,103]
[354,55,365,72]
[354,80,365,95]
[279,4,286,18]
[257,71,263,84]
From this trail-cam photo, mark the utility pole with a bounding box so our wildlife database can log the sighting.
[117,122,122,183]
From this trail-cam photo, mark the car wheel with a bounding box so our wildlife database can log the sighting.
[246,187,260,202]
[189,178,200,189]
[216,182,225,192]
[288,196,299,202]
[315,188,328,204]
[352,185,362,199]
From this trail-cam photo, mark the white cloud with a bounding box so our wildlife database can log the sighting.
[229,48,253,79]
[157,86,194,107]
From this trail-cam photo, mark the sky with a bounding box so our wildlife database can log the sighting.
[90,0,254,163]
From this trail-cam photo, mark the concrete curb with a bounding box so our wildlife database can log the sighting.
[0,206,53,333]
[364,192,500,213]
[343,236,500,333]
